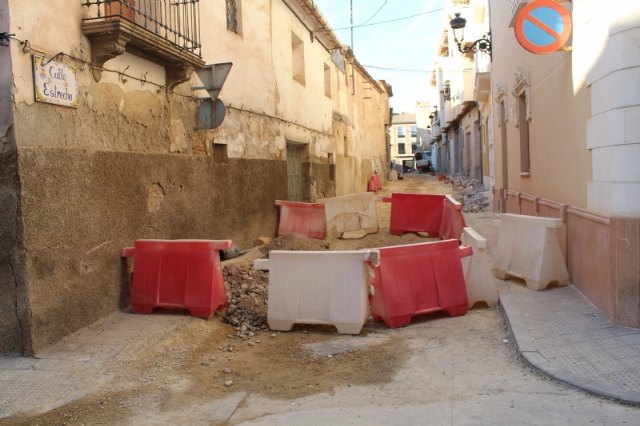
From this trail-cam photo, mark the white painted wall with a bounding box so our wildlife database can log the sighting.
[584,0,640,216]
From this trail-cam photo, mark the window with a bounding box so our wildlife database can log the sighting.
[518,93,530,173]
[331,49,345,73]
[226,0,242,34]
[411,143,418,154]
[398,143,406,155]
[291,32,305,85]
[495,80,509,190]
[324,63,331,98]
[396,126,406,138]
[410,125,417,138]
[513,68,531,174]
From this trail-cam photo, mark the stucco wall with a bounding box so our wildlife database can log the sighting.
[489,1,592,208]
[17,147,287,353]
[582,1,640,217]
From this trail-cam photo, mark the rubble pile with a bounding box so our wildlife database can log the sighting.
[260,234,331,253]
[221,235,330,337]
[222,262,269,335]
[451,176,492,213]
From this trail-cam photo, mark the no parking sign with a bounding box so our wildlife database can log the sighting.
[514,0,572,54]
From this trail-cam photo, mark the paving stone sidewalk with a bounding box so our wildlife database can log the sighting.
[0,313,192,419]
[465,212,640,406]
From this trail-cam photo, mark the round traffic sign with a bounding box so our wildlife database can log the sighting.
[514,0,572,54]
[197,98,226,129]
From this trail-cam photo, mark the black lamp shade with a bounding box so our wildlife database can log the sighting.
[449,13,467,30]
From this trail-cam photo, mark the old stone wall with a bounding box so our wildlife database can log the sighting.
[17,148,287,353]
[0,0,29,355]
[0,124,29,355]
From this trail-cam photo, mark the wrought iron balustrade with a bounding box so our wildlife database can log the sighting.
[82,0,201,57]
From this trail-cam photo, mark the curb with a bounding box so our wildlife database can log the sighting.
[499,291,640,407]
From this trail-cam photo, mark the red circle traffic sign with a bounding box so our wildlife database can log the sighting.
[514,0,572,54]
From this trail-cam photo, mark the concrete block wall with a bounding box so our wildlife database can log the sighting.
[586,5,640,217]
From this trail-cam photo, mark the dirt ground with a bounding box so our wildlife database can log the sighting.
[1,174,483,425]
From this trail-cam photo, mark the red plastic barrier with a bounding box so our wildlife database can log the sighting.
[369,239,472,328]
[439,195,466,241]
[368,174,382,192]
[275,200,326,239]
[121,239,232,318]
[384,193,446,236]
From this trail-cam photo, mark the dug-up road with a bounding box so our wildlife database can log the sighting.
[1,175,638,425]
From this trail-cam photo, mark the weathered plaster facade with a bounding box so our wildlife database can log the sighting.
[0,0,390,354]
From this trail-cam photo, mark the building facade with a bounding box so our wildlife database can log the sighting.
[489,0,640,328]
[432,0,490,184]
[389,113,418,172]
[429,0,640,328]
[0,0,391,354]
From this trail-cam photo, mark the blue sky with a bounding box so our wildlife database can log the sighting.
[313,0,446,113]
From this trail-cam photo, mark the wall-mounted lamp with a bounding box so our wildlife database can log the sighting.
[449,13,491,58]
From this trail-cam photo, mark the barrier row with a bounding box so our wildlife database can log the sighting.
[275,192,466,241]
[120,227,498,333]
[122,194,568,334]
[121,203,569,333]
[255,229,498,333]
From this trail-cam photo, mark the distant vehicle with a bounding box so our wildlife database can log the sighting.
[414,150,432,173]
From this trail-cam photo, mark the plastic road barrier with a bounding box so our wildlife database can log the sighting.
[439,195,466,241]
[317,192,379,239]
[493,213,569,291]
[368,239,472,328]
[385,193,446,237]
[275,200,326,240]
[254,250,374,334]
[460,227,498,308]
[121,239,233,318]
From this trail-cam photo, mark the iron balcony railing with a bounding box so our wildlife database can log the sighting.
[82,0,201,57]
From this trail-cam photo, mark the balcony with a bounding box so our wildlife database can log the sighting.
[473,50,491,103]
[81,0,204,89]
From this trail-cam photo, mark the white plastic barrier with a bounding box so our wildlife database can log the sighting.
[254,250,374,334]
[317,192,378,239]
[493,213,569,291]
[461,227,498,308]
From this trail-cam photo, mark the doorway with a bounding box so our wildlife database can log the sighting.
[286,142,308,201]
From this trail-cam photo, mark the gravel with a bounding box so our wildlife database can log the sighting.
[449,175,492,213]
[221,235,330,336]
